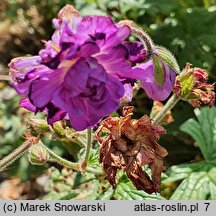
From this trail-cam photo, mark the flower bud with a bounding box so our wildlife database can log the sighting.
[52,121,65,137]
[29,119,49,134]
[28,142,50,165]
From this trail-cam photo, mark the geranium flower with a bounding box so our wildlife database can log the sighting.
[119,21,178,101]
[96,106,167,194]
[9,4,177,131]
[9,5,133,131]
[132,60,176,101]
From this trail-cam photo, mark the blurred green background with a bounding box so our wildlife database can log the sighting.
[0,0,215,199]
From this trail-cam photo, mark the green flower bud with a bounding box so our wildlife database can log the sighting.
[29,119,49,133]
[28,142,50,165]
[52,121,65,137]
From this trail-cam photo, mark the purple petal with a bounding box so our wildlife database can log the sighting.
[8,56,52,95]
[20,97,37,112]
[102,25,130,50]
[96,45,132,79]
[123,41,147,64]
[52,61,124,130]
[78,16,118,38]
[132,60,175,101]
[9,56,42,81]
[67,75,124,131]
[62,59,91,97]
[122,83,133,102]
[65,42,100,60]
[30,68,64,108]
[46,103,67,125]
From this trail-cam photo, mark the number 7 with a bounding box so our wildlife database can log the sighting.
[204,203,210,211]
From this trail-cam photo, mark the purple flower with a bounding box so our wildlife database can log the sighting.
[9,4,176,131]
[132,60,176,101]
[123,42,176,101]
[9,5,133,131]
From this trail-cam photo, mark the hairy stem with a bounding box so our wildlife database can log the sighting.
[85,128,92,162]
[153,94,180,124]
[130,23,154,59]
[40,128,92,171]
[118,20,154,60]
[40,142,83,171]
[0,139,35,172]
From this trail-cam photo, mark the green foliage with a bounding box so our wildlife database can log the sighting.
[113,174,165,200]
[181,107,216,161]
[152,56,165,87]
[164,107,216,200]
[43,150,165,200]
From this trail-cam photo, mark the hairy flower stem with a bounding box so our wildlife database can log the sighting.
[0,139,36,172]
[130,24,154,60]
[42,128,92,171]
[0,129,93,172]
[40,142,83,171]
[85,128,92,162]
[118,20,154,60]
[153,94,180,124]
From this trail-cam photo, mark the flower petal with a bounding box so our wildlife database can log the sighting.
[30,68,64,108]
[96,45,132,79]
[132,60,175,101]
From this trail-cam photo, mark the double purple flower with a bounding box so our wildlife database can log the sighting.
[9,5,176,131]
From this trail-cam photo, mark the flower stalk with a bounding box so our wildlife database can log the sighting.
[40,142,83,171]
[41,128,92,171]
[0,128,93,172]
[84,128,92,163]
[130,24,154,60]
[0,136,39,172]
[38,128,92,171]
[118,20,154,60]
[152,94,180,124]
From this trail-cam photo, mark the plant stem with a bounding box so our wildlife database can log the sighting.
[40,142,83,171]
[130,24,154,59]
[40,128,92,171]
[0,140,34,172]
[86,167,103,175]
[153,94,180,124]
[85,128,92,162]
[118,20,154,60]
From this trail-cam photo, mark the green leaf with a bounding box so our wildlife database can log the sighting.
[164,161,208,183]
[152,56,165,86]
[180,107,216,161]
[165,107,216,200]
[114,174,165,200]
[156,46,180,74]
[169,167,216,200]
[96,188,114,200]
[59,192,79,200]
[170,171,210,200]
